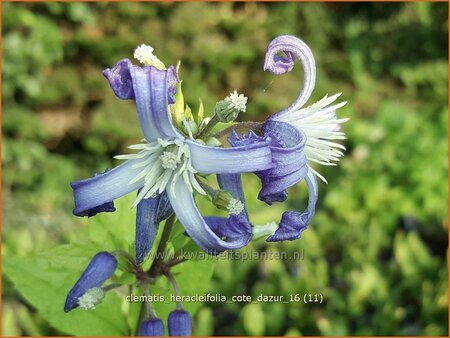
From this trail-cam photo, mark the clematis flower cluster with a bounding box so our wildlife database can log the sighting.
[64,35,347,336]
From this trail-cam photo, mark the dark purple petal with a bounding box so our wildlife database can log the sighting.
[71,160,145,217]
[129,65,181,141]
[264,35,316,116]
[74,201,116,217]
[267,169,318,242]
[168,309,192,336]
[64,252,117,312]
[138,318,165,336]
[135,191,173,264]
[204,214,252,245]
[103,59,135,99]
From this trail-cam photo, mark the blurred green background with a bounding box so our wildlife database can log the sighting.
[2,2,448,336]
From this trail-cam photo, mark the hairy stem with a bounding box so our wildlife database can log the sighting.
[163,268,182,310]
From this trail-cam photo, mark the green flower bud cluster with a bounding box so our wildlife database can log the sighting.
[215,91,248,123]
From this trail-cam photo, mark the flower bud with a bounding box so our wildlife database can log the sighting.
[139,317,165,336]
[64,252,117,312]
[168,309,192,336]
[212,189,233,211]
[215,91,247,123]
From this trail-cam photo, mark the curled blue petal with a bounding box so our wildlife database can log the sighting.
[258,120,308,204]
[217,174,247,217]
[129,65,182,141]
[103,59,181,141]
[264,35,316,116]
[167,180,252,254]
[267,169,318,242]
[64,252,117,312]
[102,59,135,100]
[229,120,307,205]
[168,309,192,336]
[103,59,178,104]
[72,169,116,217]
[135,191,173,264]
[187,138,273,174]
[138,318,165,336]
[71,160,144,217]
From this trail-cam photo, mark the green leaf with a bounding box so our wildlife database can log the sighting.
[87,194,136,253]
[3,242,129,336]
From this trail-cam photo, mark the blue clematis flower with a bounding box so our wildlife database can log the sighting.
[228,35,347,242]
[64,251,117,312]
[168,309,192,336]
[71,58,274,256]
[138,317,165,336]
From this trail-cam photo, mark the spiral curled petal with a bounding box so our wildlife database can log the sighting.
[264,35,316,116]
[267,169,318,242]
[229,120,307,204]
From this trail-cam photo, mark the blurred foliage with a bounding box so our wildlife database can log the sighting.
[2,2,448,336]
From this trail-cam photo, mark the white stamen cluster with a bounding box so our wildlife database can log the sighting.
[227,198,244,215]
[78,287,105,311]
[276,93,348,183]
[133,44,165,70]
[227,90,248,113]
[115,138,205,207]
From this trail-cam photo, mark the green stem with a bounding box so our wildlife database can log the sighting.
[166,257,187,268]
[164,268,182,310]
[102,283,122,292]
[110,250,138,270]
[142,282,156,318]
[197,114,220,139]
[134,285,146,336]
[148,213,176,277]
